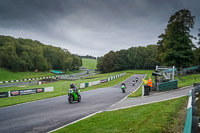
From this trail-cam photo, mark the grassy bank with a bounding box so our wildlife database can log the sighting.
[0,67,55,81]
[0,71,133,108]
[55,96,188,133]
[82,58,97,69]
[176,74,200,88]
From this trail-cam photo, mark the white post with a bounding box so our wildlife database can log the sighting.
[142,86,144,96]
[156,65,158,71]
[172,66,175,81]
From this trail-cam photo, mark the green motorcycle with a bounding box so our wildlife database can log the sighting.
[68,88,81,104]
[121,85,126,93]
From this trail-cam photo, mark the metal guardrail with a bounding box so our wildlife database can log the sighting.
[183,85,200,133]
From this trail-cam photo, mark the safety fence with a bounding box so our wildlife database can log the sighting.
[183,85,200,133]
[80,73,126,89]
[0,87,54,98]
[157,80,178,91]
[0,76,56,84]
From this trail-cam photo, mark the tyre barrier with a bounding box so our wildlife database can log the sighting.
[0,76,56,84]
[80,73,126,89]
[183,85,200,133]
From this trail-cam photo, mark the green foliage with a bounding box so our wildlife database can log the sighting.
[82,58,97,69]
[198,29,200,45]
[193,29,200,66]
[97,45,157,73]
[0,35,82,72]
[55,96,187,133]
[101,51,115,73]
[157,9,195,69]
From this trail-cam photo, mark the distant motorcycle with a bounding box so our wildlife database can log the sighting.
[136,77,138,82]
[132,80,135,86]
[121,85,126,93]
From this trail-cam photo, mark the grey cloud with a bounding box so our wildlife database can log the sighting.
[0,0,200,57]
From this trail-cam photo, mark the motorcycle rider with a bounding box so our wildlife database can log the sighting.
[132,80,135,86]
[136,77,138,82]
[121,82,126,89]
[70,83,78,94]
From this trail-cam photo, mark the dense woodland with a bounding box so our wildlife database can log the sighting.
[0,36,82,72]
[97,9,200,73]
[97,45,158,73]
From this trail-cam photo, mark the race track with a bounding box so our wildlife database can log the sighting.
[0,74,144,133]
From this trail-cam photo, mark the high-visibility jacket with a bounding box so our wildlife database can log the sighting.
[148,78,152,87]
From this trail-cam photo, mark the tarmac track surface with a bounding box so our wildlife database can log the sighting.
[0,74,144,133]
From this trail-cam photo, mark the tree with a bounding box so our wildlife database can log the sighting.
[101,51,115,73]
[0,35,83,72]
[198,28,200,45]
[144,45,158,69]
[63,57,73,71]
[97,57,103,72]
[157,9,195,72]
[114,49,129,71]
[194,29,200,66]
[72,55,82,70]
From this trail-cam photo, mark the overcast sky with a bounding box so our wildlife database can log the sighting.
[0,0,199,57]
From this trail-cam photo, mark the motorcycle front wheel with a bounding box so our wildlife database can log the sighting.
[78,94,81,102]
[68,95,73,104]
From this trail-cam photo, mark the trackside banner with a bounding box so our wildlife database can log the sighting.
[10,88,44,97]
[100,79,107,83]
[0,87,53,98]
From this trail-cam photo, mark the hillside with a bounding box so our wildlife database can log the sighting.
[0,67,54,81]
[82,58,97,69]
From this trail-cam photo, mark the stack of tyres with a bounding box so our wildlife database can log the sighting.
[144,85,149,96]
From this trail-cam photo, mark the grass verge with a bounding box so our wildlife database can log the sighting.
[54,96,188,133]
[175,74,200,88]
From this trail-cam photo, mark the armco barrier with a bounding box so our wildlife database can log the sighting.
[157,80,178,91]
[183,86,200,133]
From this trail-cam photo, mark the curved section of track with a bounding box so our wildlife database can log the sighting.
[0,74,144,133]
